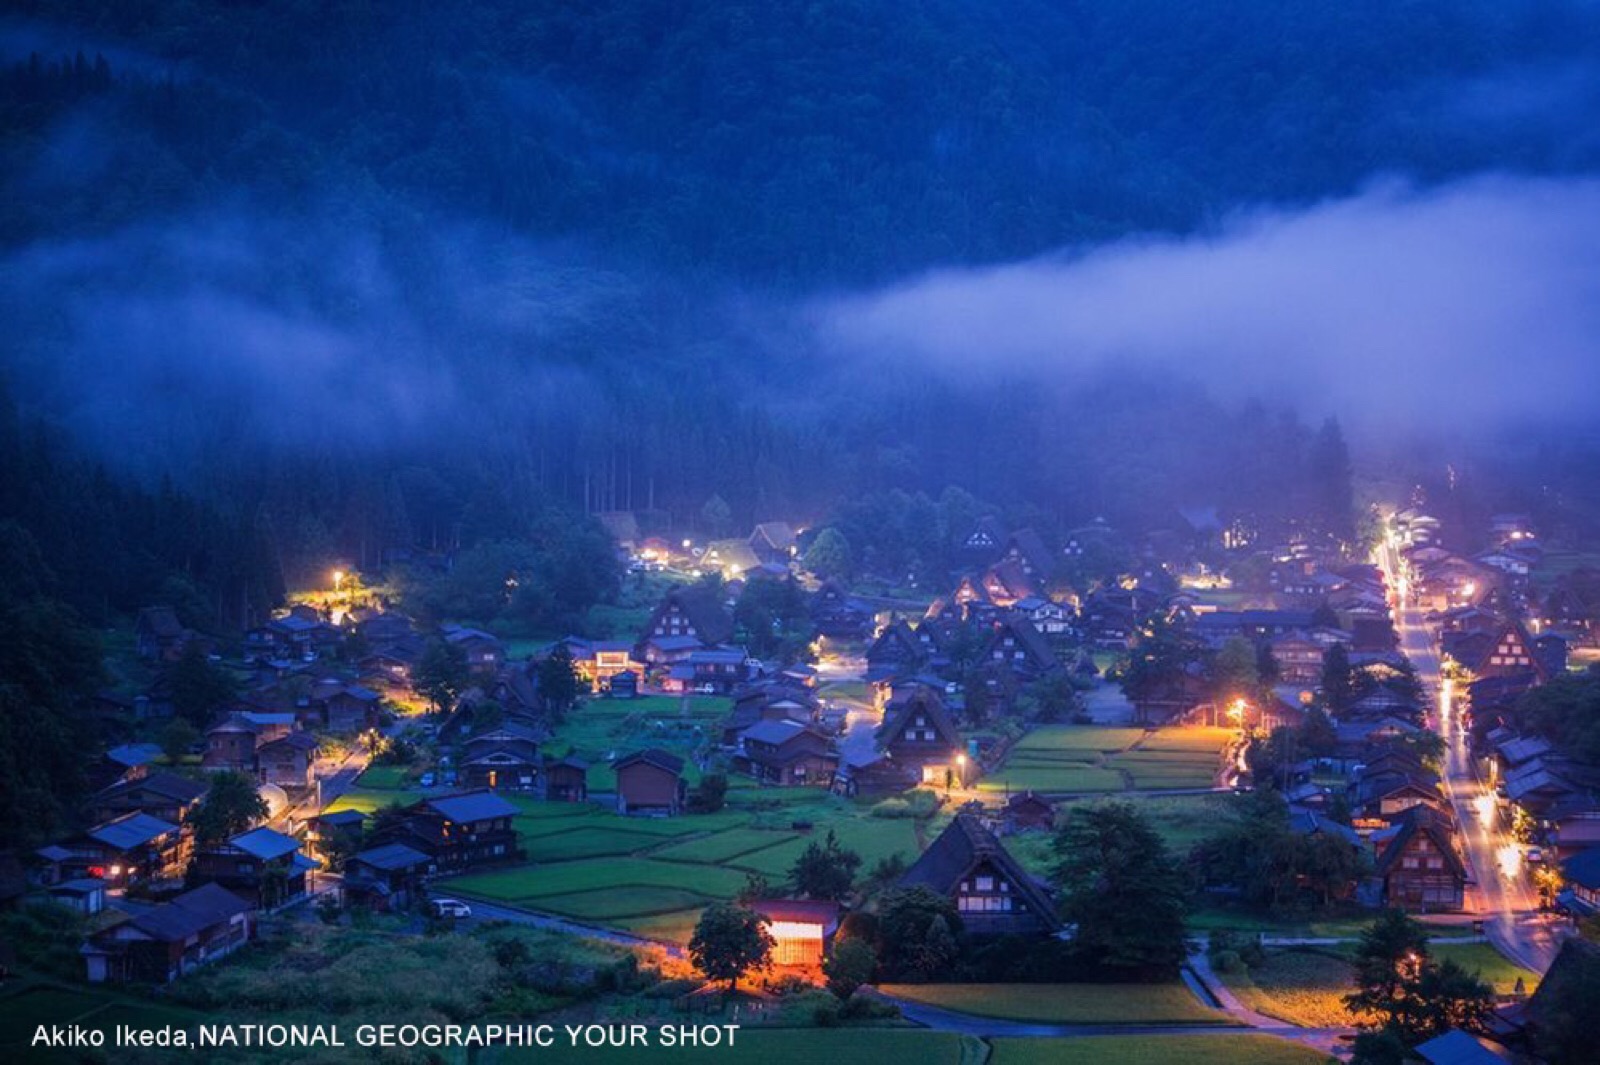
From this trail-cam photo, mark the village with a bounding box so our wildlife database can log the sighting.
[7,498,1600,1065]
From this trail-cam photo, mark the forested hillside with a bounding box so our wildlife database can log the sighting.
[3,1,1600,591]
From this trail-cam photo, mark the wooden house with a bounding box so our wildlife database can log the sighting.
[135,606,191,662]
[898,814,1061,936]
[443,625,505,676]
[637,586,735,658]
[1442,621,1544,682]
[1002,791,1056,834]
[614,749,687,816]
[343,843,434,912]
[460,722,541,792]
[191,827,318,910]
[38,812,188,890]
[369,791,522,871]
[720,682,818,746]
[257,732,319,790]
[92,770,207,826]
[1373,807,1466,911]
[733,719,838,787]
[876,686,964,787]
[83,883,254,984]
[542,756,589,802]
[981,615,1058,680]
[748,522,798,566]
[752,899,840,967]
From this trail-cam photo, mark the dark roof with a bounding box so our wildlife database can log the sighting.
[86,812,180,850]
[422,790,519,823]
[314,809,366,828]
[349,842,432,873]
[898,814,1061,931]
[749,522,798,552]
[225,827,301,861]
[751,898,840,934]
[127,883,253,942]
[1006,528,1054,575]
[1413,1030,1515,1065]
[655,586,735,646]
[260,732,320,752]
[137,606,185,639]
[1561,847,1600,890]
[741,718,814,746]
[1376,807,1466,880]
[97,770,207,805]
[879,686,962,750]
[615,748,685,775]
[105,743,163,768]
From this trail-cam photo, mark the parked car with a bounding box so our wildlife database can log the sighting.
[441,769,458,786]
[430,898,472,919]
[419,772,436,787]
[1526,846,1544,864]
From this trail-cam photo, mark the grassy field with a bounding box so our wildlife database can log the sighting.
[354,763,413,789]
[1219,949,1363,1028]
[981,725,1229,794]
[490,1029,970,1065]
[879,983,1230,1025]
[1428,944,1539,995]
[443,790,930,942]
[990,1034,1330,1065]
[540,695,728,791]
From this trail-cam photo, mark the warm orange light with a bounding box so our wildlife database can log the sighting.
[766,921,823,941]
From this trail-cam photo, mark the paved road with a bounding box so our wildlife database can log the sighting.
[1376,533,1562,974]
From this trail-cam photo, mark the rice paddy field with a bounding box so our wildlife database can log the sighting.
[980,725,1231,794]
[444,787,934,944]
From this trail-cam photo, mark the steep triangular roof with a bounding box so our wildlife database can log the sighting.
[898,813,1060,931]
[878,686,961,749]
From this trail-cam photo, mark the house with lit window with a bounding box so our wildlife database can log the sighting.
[897,814,1061,936]
[876,685,965,787]
[36,812,189,891]
[1372,806,1466,911]
[636,586,735,661]
[367,790,521,871]
[733,719,839,787]
[1442,621,1545,683]
[191,826,319,910]
[459,723,541,792]
[82,883,254,984]
[752,899,840,967]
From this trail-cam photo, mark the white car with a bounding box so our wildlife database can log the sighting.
[1525,847,1545,864]
[430,898,472,919]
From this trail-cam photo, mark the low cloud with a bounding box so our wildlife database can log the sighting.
[819,176,1600,436]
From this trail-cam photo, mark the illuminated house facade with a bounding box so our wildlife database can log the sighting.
[752,899,840,967]
[898,814,1061,937]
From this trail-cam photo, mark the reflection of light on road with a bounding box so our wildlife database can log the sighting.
[1440,678,1453,720]
[1474,794,1496,828]
[1497,843,1522,880]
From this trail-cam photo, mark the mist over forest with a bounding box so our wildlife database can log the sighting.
[5,0,1600,621]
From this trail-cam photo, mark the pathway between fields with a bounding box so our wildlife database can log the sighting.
[451,897,686,957]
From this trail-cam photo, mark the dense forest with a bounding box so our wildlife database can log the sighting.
[4,1,1600,599]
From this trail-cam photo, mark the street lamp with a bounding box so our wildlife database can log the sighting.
[332,570,346,592]
[956,753,968,789]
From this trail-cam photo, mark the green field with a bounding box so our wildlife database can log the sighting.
[490,1029,970,1065]
[990,1035,1330,1065]
[540,695,728,791]
[1428,944,1539,995]
[879,983,1230,1025]
[444,791,929,942]
[981,726,1228,794]
[354,764,414,789]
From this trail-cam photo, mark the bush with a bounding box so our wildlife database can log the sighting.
[870,789,940,819]
[1212,949,1244,974]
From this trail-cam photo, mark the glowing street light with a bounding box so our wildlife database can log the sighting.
[332,569,346,592]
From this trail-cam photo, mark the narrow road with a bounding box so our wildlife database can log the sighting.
[1376,531,1561,974]
[441,896,686,957]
